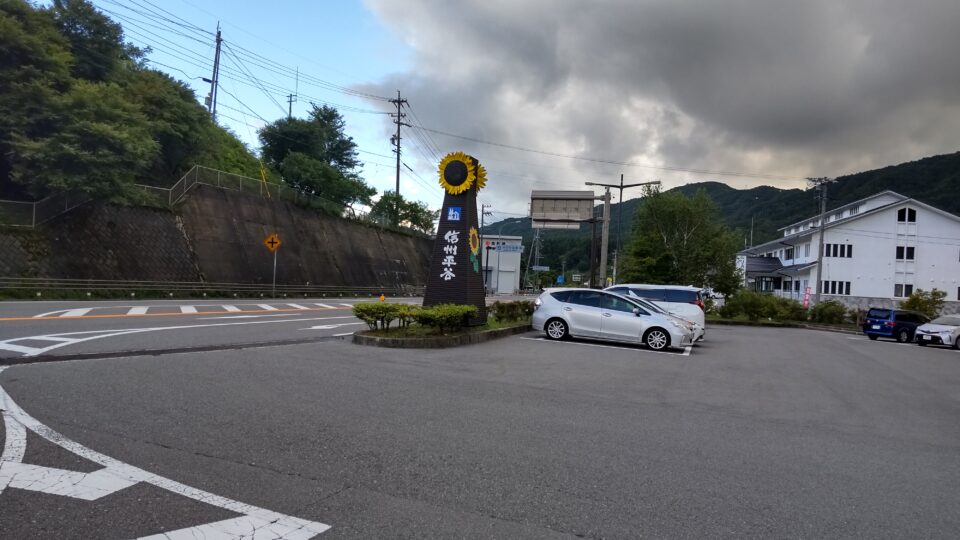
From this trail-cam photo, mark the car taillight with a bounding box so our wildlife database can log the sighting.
[534,298,542,311]
[692,299,704,310]
[884,321,895,327]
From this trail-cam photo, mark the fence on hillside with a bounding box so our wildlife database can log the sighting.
[0,166,429,237]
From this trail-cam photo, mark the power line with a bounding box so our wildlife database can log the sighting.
[414,124,804,182]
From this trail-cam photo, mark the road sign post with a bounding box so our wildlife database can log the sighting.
[263,233,282,297]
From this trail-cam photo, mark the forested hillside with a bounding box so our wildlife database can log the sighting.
[0,0,261,202]
[485,151,960,271]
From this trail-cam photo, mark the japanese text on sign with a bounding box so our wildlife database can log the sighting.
[441,230,459,280]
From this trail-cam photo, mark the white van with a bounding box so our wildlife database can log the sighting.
[605,284,706,337]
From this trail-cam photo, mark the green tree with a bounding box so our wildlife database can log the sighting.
[621,186,741,290]
[259,104,374,207]
[901,288,947,318]
[49,0,125,82]
[369,191,438,234]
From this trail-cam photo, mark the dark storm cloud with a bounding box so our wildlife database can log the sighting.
[361,0,960,211]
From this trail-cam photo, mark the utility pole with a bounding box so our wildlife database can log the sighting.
[480,204,492,290]
[587,178,660,285]
[205,23,222,122]
[809,177,835,304]
[286,93,296,120]
[599,187,612,286]
[389,91,409,197]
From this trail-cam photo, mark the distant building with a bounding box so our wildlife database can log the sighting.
[481,235,524,294]
[736,191,960,312]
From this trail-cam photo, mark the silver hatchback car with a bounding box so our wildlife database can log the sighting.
[532,288,694,351]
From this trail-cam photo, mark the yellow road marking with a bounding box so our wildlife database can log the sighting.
[0,306,349,323]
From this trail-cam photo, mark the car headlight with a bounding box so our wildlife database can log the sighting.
[669,320,683,329]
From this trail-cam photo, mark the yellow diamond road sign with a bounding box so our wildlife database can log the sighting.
[264,233,281,253]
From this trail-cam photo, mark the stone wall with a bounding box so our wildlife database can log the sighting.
[821,295,960,315]
[0,186,432,288]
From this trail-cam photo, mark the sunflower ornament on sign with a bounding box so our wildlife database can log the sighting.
[468,227,480,272]
[438,151,485,195]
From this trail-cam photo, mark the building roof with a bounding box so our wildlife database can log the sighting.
[776,190,907,232]
[742,190,960,255]
[744,256,785,273]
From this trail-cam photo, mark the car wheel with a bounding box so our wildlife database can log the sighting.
[867,335,878,341]
[953,336,960,350]
[545,318,569,341]
[896,328,911,343]
[644,328,670,351]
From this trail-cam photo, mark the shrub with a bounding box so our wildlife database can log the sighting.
[809,300,847,324]
[720,290,779,321]
[773,296,807,321]
[394,304,420,328]
[490,300,534,322]
[414,304,478,333]
[352,302,401,331]
[900,288,947,318]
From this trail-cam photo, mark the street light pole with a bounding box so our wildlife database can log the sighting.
[586,178,661,285]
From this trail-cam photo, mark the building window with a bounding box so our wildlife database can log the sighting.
[895,284,915,298]
[897,208,917,223]
[804,243,810,257]
[839,244,846,257]
[845,282,851,295]
[833,211,843,221]
[824,280,852,296]
[850,205,860,216]
[831,244,839,257]
[847,245,853,257]
[784,247,794,260]
[896,246,915,260]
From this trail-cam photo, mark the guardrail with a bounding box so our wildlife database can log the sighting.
[0,277,424,298]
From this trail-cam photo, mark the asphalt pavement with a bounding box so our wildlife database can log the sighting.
[2,324,959,538]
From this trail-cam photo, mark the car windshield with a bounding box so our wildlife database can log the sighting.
[867,308,891,318]
[930,316,960,326]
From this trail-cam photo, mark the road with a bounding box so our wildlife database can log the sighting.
[2,306,960,537]
[0,298,411,362]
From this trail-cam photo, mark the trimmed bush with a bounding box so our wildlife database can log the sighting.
[719,290,777,321]
[353,303,401,331]
[900,288,947,318]
[809,300,846,324]
[414,304,478,333]
[490,300,534,322]
[773,297,807,321]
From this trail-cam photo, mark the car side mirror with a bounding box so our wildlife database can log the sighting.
[633,308,641,316]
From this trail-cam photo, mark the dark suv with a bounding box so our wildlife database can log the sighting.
[862,308,930,343]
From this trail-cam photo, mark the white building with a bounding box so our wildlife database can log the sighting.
[737,191,960,312]
[481,234,524,294]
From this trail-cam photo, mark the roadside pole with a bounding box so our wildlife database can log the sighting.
[272,250,277,298]
[263,233,282,298]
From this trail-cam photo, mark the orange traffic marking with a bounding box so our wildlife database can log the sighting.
[0,306,349,323]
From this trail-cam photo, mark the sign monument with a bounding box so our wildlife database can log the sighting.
[423,152,488,324]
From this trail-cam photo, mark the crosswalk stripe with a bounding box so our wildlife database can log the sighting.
[127,307,148,315]
[313,303,335,309]
[179,306,198,314]
[58,308,92,318]
[287,303,310,310]
[339,303,354,308]
[256,304,278,311]
[222,305,241,312]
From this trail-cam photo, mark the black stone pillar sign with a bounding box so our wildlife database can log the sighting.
[423,152,488,325]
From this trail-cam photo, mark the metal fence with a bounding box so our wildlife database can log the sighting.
[0,277,423,298]
[0,165,429,239]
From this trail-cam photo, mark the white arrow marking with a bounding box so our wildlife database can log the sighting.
[0,367,331,536]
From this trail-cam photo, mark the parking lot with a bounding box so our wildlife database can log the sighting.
[2,324,960,538]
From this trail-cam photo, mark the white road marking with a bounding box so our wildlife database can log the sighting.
[300,322,365,331]
[0,367,331,536]
[221,305,241,312]
[519,336,691,355]
[2,462,138,500]
[287,303,310,310]
[313,303,335,309]
[178,305,198,314]
[339,303,354,308]
[0,316,356,357]
[198,313,302,320]
[333,332,355,337]
[257,304,279,311]
[59,308,93,318]
[127,307,149,315]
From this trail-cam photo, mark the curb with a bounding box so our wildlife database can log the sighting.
[353,324,533,349]
[708,319,861,335]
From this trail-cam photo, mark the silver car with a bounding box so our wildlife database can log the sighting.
[915,315,960,348]
[532,288,694,351]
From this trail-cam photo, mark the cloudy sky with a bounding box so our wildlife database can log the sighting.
[95,0,960,219]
